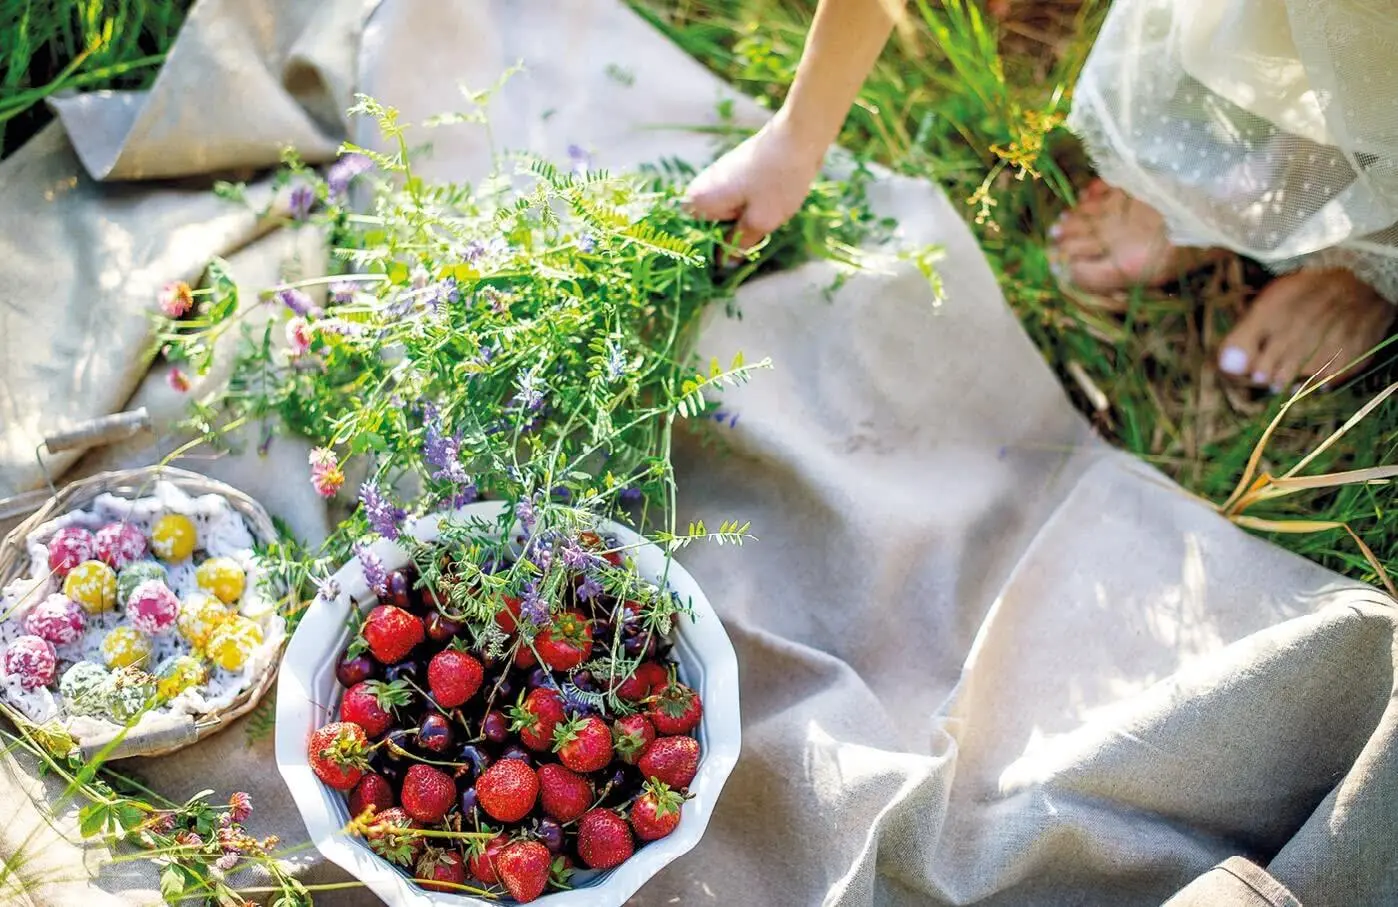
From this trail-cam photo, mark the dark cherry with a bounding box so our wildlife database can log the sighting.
[381,728,418,765]
[456,744,491,778]
[372,758,405,787]
[335,652,380,687]
[385,659,423,686]
[526,668,550,690]
[459,787,479,818]
[499,745,533,767]
[572,670,595,691]
[419,713,453,753]
[385,569,416,612]
[623,633,656,658]
[591,621,614,643]
[473,647,502,671]
[536,818,564,854]
[494,675,515,700]
[424,609,463,644]
[481,710,509,744]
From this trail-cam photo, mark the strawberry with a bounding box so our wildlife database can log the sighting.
[638,735,700,790]
[364,806,422,867]
[415,847,468,893]
[476,758,539,823]
[307,722,369,790]
[508,688,565,751]
[495,595,523,633]
[515,642,538,669]
[400,763,456,823]
[467,832,506,884]
[647,681,702,734]
[534,610,592,671]
[427,648,483,708]
[348,772,395,817]
[630,780,685,841]
[537,763,593,822]
[552,715,613,773]
[340,679,412,737]
[361,605,424,664]
[495,839,551,903]
[612,714,656,765]
[576,809,634,870]
[614,661,668,702]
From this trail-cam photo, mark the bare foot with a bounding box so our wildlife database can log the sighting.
[1049,180,1219,292]
[1217,269,1395,391]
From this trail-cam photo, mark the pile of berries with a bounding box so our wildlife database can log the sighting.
[306,559,704,903]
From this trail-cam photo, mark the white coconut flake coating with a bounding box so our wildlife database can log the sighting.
[1,481,284,739]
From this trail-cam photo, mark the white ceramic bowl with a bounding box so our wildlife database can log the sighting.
[275,501,741,905]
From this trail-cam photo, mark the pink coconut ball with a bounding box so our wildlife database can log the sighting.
[94,522,148,569]
[4,635,57,691]
[127,580,180,635]
[47,527,96,577]
[22,594,86,645]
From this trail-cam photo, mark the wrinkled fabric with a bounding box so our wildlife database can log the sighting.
[1,1,1395,905]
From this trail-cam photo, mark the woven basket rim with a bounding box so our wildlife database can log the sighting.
[0,465,288,759]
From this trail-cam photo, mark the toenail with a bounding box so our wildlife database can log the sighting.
[1218,346,1249,375]
[1252,371,1270,385]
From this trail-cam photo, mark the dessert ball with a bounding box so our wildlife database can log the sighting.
[63,560,118,613]
[107,667,158,722]
[59,661,112,715]
[177,593,231,649]
[117,561,169,606]
[127,580,180,635]
[195,556,246,605]
[101,625,153,670]
[206,616,263,671]
[94,522,148,569]
[156,654,207,700]
[47,526,95,577]
[3,635,57,690]
[23,594,86,645]
[150,513,197,561]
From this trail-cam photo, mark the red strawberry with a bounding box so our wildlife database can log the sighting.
[576,809,634,870]
[340,679,412,737]
[361,605,424,664]
[638,735,700,790]
[534,610,593,671]
[495,839,551,903]
[515,642,537,669]
[467,832,506,884]
[427,649,483,708]
[509,688,565,751]
[364,806,422,866]
[307,722,369,790]
[537,763,594,822]
[630,780,685,841]
[647,681,702,734]
[476,758,539,823]
[415,847,468,893]
[400,763,456,823]
[495,595,523,633]
[348,772,395,817]
[553,715,613,773]
[612,714,656,765]
[615,661,668,702]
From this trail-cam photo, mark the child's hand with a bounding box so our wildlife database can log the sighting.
[683,114,826,256]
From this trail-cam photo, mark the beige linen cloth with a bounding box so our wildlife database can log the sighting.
[1,1,1395,905]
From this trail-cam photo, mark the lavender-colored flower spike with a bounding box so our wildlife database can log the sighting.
[288,184,315,220]
[513,366,546,411]
[354,542,388,596]
[359,481,406,540]
[566,144,590,175]
[519,583,550,628]
[576,574,604,601]
[423,411,469,484]
[327,153,373,199]
[276,287,314,316]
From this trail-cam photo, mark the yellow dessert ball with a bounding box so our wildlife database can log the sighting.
[63,560,118,613]
[150,513,197,561]
[195,557,246,605]
[176,593,231,649]
[102,625,153,669]
[156,655,208,700]
[205,617,262,671]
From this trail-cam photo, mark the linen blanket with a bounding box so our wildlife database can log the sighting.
[0,2,1394,905]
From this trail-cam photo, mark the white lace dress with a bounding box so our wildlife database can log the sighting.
[1068,0,1398,300]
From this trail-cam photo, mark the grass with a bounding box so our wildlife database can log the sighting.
[2,0,1395,588]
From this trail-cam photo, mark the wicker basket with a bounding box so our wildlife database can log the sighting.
[0,465,285,761]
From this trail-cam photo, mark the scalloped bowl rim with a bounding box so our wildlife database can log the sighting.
[274,501,741,905]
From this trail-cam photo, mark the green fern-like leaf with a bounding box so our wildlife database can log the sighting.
[244,692,277,745]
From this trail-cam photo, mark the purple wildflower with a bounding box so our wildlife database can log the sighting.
[576,574,604,601]
[604,340,627,381]
[438,485,480,511]
[462,239,487,263]
[513,366,546,411]
[423,278,459,313]
[576,233,596,253]
[559,684,595,715]
[559,538,595,571]
[566,143,590,175]
[330,280,358,304]
[478,286,507,314]
[359,481,405,540]
[314,572,342,603]
[327,153,373,199]
[423,412,469,484]
[519,584,550,628]
[288,184,315,220]
[354,542,388,596]
[515,497,536,533]
[276,287,314,316]
[618,487,644,507]
[215,852,240,871]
